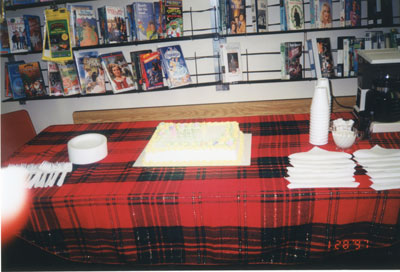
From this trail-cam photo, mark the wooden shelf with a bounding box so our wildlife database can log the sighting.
[72,96,356,124]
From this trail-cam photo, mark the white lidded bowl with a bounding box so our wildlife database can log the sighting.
[68,133,108,165]
[332,130,357,149]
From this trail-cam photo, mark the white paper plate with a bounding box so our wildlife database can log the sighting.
[289,146,352,160]
[353,145,400,159]
[133,134,252,167]
[68,133,108,165]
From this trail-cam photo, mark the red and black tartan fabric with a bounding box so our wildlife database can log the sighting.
[4,112,400,265]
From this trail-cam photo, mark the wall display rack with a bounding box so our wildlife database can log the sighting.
[1,0,399,104]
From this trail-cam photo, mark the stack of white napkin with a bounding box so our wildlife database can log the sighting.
[353,145,400,191]
[286,147,358,189]
[6,161,73,189]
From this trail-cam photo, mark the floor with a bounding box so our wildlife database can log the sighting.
[2,237,399,271]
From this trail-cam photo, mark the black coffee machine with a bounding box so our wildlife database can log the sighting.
[354,49,400,135]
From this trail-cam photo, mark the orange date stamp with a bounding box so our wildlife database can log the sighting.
[328,239,369,250]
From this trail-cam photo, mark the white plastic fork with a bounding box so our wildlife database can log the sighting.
[37,161,53,188]
[26,164,40,189]
[56,162,73,187]
[46,171,61,187]
[14,162,73,189]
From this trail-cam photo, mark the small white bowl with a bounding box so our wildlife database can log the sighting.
[332,130,357,149]
[68,133,108,165]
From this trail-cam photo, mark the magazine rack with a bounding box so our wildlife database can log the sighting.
[1,0,399,104]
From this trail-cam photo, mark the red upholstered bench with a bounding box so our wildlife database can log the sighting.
[1,110,36,163]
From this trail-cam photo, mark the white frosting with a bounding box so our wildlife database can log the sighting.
[143,121,244,166]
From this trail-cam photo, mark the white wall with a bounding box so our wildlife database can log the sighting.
[1,0,399,133]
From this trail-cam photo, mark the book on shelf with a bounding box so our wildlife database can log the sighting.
[281,41,302,80]
[6,61,26,99]
[18,62,46,98]
[389,29,399,49]
[306,39,317,78]
[337,35,355,77]
[7,16,29,53]
[12,0,37,4]
[339,0,345,27]
[247,0,255,33]
[126,4,137,41]
[255,0,268,32]
[100,51,136,93]
[285,0,304,30]
[364,31,372,49]
[311,0,332,28]
[165,0,183,37]
[345,0,361,27]
[130,49,152,91]
[45,8,73,62]
[365,31,387,49]
[367,0,376,25]
[227,0,246,34]
[4,65,12,98]
[280,0,287,31]
[0,20,10,54]
[338,36,365,77]
[97,6,128,44]
[67,4,89,46]
[132,2,157,41]
[367,0,393,26]
[41,22,53,62]
[47,62,64,96]
[218,0,228,34]
[154,1,166,39]
[67,4,99,47]
[343,37,351,77]
[139,51,164,90]
[307,38,323,78]
[219,42,243,83]
[316,37,334,78]
[158,44,192,88]
[74,51,106,95]
[97,6,107,43]
[23,15,43,52]
[58,61,81,96]
[349,37,364,76]
[310,0,316,28]
[280,43,287,79]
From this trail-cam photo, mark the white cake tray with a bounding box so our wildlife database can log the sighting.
[133,134,252,167]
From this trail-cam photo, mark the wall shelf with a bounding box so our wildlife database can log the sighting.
[2,0,399,105]
[2,76,358,104]
[2,81,221,104]
[0,33,219,58]
[3,24,399,58]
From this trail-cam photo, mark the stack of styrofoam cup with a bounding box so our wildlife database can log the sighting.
[315,78,332,113]
[309,83,331,145]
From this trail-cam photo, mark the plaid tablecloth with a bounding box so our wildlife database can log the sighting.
[4,112,400,265]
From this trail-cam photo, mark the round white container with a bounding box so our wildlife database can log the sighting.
[68,133,108,165]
